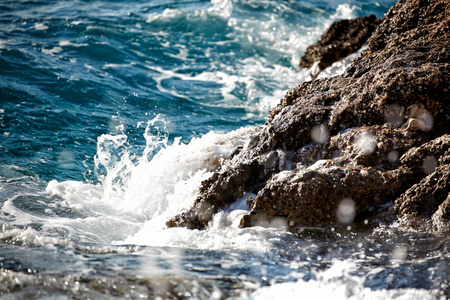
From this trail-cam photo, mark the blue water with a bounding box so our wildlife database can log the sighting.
[1,0,449,299]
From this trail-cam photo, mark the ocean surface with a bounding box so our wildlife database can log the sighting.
[0,0,449,299]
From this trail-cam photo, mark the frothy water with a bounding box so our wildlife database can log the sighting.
[45,118,259,246]
[1,0,449,298]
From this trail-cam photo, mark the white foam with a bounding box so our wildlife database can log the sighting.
[208,0,234,19]
[0,40,7,49]
[58,40,88,47]
[2,195,43,226]
[251,260,436,300]
[146,8,183,23]
[43,118,278,252]
[35,23,49,30]
[307,159,329,171]
[45,116,258,245]
[316,46,367,80]
[332,4,359,20]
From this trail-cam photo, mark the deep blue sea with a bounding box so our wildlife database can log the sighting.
[1,0,449,299]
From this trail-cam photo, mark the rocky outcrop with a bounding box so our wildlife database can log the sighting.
[393,136,450,221]
[299,15,379,79]
[167,0,450,230]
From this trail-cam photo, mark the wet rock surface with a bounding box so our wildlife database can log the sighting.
[167,0,450,230]
[299,15,379,79]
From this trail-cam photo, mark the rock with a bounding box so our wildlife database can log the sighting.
[433,194,450,229]
[299,15,379,79]
[167,0,450,230]
[393,135,450,220]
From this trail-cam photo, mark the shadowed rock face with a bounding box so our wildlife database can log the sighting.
[299,15,379,79]
[167,0,450,230]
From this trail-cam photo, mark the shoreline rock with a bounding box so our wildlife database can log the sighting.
[300,15,379,80]
[167,0,450,230]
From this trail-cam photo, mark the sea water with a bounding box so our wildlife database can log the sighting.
[0,0,449,299]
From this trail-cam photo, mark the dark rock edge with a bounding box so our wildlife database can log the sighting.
[167,0,450,231]
[300,14,380,80]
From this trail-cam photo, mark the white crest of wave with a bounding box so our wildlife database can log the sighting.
[208,0,234,19]
[146,0,233,23]
[46,116,258,245]
[332,3,359,20]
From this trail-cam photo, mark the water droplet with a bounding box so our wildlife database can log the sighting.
[57,149,75,169]
[387,150,399,162]
[391,246,407,263]
[423,155,437,175]
[271,217,287,229]
[406,104,433,131]
[311,124,329,144]
[336,198,356,224]
[384,104,404,127]
[211,286,223,300]
[356,132,376,155]
[386,274,394,284]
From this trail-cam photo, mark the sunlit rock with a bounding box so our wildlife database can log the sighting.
[167,0,450,230]
[299,15,380,79]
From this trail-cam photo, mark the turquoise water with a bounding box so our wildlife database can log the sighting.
[1,0,449,299]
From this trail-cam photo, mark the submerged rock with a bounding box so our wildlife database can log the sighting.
[167,0,450,230]
[299,15,379,79]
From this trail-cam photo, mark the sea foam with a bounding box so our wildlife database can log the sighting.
[46,116,258,246]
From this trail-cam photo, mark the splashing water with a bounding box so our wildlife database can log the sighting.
[1,0,448,298]
[46,115,261,245]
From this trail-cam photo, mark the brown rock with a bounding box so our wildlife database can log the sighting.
[167,0,450,230]
[299,15,379,79]
[433,194,450,226]
[393,135,450,220]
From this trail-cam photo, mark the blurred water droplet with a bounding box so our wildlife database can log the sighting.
[311,124,329,144]
[57,149,75,169]
[423,155,437,175]
[391,246,407,263]
[211,286,223,300]
[387,150,399,162]
[270,217,287,229]
[385,104,404,127]
[356,132,376,155]
[406,104,433,131]
[386,274,394,284]
[337,198,355,224]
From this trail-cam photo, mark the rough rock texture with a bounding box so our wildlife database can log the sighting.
[393,136,450,221]
[299,15,379,79]
[167,0,450,230]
